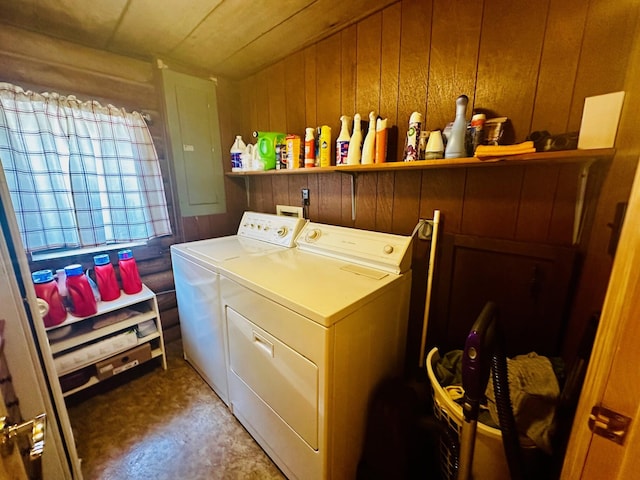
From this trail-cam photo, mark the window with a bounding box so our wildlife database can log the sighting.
[0,83,172,255]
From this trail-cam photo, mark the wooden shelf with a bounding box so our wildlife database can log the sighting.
[225,148,615,176]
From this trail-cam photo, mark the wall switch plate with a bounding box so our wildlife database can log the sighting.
[301,188,310,206]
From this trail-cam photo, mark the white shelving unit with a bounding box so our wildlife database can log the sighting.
[45,284,167,397]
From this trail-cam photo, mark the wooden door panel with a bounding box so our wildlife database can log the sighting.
[430,234,577,357]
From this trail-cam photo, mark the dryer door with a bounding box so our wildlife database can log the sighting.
[227,306,319,449]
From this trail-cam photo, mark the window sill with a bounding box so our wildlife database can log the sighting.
[30,241,147,262]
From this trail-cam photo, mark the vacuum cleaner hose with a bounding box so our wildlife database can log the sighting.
[491,335,525,480]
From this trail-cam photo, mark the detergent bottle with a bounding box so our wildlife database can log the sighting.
[118,249,143,295]
[32,269,67,327]
[64,264,98,317]
[336,115,351,166]
[346,113,362,165]
[252,131,285,170]
[445,95,469,158]
[94,254,121,301]
[375,117,388,163]
[361,111,377,165]
[230,135,246,172]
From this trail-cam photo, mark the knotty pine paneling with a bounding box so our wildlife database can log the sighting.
[460,167,523,238]
[375,172,395,233]
[392,171,423,235]
[356,13,382,116]
[340,26,358,121]
[531,0,588,134]
[475,0,549,140]
[316,34,342,135]
[304,45,318,129]
[285,51,307,136]
[396,0,431,162]
[567,0,638,130]
[427,0,482,131]
[267,63,287,133]
[419,169,466,233]
[515,165,561,243]
[317,175,342,225]
[379,4,402,126]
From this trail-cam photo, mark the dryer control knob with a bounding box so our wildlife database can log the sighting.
[383,245,394,254]
[306,229,321,242]
[277,227,288,237]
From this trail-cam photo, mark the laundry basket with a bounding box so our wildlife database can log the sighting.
[426,347,511,480]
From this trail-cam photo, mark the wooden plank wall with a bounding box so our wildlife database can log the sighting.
[234,0,640,366]
[0,25,242,342]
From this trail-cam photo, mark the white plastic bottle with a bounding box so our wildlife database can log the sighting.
[336,115,352,166]
[375,117,389,163]
[444,95,469,158]
[230,135,246,172]
[346,113,362,165]
[361,111,377,165]
[304,128,316,168]
[403,112,422,161]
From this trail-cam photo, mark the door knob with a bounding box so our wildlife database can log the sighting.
[0,412,46,460]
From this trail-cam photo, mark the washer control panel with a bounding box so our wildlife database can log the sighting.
[237,211,306,247]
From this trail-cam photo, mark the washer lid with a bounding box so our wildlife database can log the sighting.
[172,236,284,267]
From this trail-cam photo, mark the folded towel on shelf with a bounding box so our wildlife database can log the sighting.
[475,141,536,158]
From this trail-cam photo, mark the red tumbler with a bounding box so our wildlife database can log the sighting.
[93,254,121,301]
[118,249,142,295]
[32,269,67,327]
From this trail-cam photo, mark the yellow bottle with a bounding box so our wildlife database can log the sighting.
[319,125,332,167]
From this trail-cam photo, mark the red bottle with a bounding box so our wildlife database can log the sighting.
[64,264,98,317]
[118,249,142,295]
[32,270,67,327]
[93,254,121,302]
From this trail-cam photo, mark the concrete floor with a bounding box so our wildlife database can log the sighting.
[67,340,285,480]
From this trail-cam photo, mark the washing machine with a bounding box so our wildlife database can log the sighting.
[170,211,306,405]
[219,222,414,479]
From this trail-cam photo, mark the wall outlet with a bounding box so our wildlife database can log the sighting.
[301,188,310,206]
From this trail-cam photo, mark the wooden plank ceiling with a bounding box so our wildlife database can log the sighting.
[0,0,398,79]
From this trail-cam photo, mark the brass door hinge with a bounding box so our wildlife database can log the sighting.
[588,405,631,445]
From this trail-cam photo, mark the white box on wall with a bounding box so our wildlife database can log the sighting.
[578,91,625,149]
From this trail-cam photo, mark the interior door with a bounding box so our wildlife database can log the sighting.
[561,157,640,478]
[0,171,82,479]
[0,320,29,480]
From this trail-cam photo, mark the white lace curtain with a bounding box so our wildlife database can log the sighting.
[0,83,172,254]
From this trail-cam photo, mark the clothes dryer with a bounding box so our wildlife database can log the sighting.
[170,212,305,405]
[219,222,413,479]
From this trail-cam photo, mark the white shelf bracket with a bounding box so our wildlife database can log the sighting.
[350,173,357,221]
[573,159,596,245]
[244,176,250,208]
[335,171,358,221]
